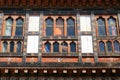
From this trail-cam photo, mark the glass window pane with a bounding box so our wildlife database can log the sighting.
[46,27,53,36]
[15,27,23,35]
[70,42,76,52]
[53,42,59,52]
[99,41,105,52]
[108,18,117,36]
[67,27,75,36]
[107,41,112,52]
[67,18,75,36]
[114,41,120,53]
[17,42,22,53]
[46,18,53,36]
[98,18,106,36]
[3,42,8,52]
[61,42,68,52]
[5,18,13,36]
[15,18,23,36]
[55,18,64,36]
[45,42,51,52]
[10,42,14,52]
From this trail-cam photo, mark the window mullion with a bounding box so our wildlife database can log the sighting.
[105,18,109,36]
[12,19,16,36]
[115,17,119,36]
[104,40,107,55]
[53,18,56,36]
[111,41,114,53]
[64,18,67,37]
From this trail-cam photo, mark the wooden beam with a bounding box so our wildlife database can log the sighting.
[8,0,12,6]
[37,0,41,6]
[14,0,19,6]
[0,0,4,6]
[21,0,26,6]
[30,0,34,6]
[0,0,119,9]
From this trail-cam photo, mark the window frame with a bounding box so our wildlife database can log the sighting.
[2,15,25,36]
[43,16,76,37]
[96,15,119,36]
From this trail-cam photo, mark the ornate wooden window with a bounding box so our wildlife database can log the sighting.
[2,15,25,36]
[46,17,53,36]
[67,17,75,36]
[43,16,77,55]
[44,16,76,37]
[96,15,119,36]
[96,15,119,55]
[1,15,24,54]
[15,18,23,36]
[5,17,13,36]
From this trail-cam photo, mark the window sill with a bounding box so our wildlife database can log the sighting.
[42,53,78,57]
[0,52,23,56]
[0,36,24,39]
[42,36,77,40]
[98,52,120,57]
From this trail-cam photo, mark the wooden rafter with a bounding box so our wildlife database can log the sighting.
[0,0,119,8]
